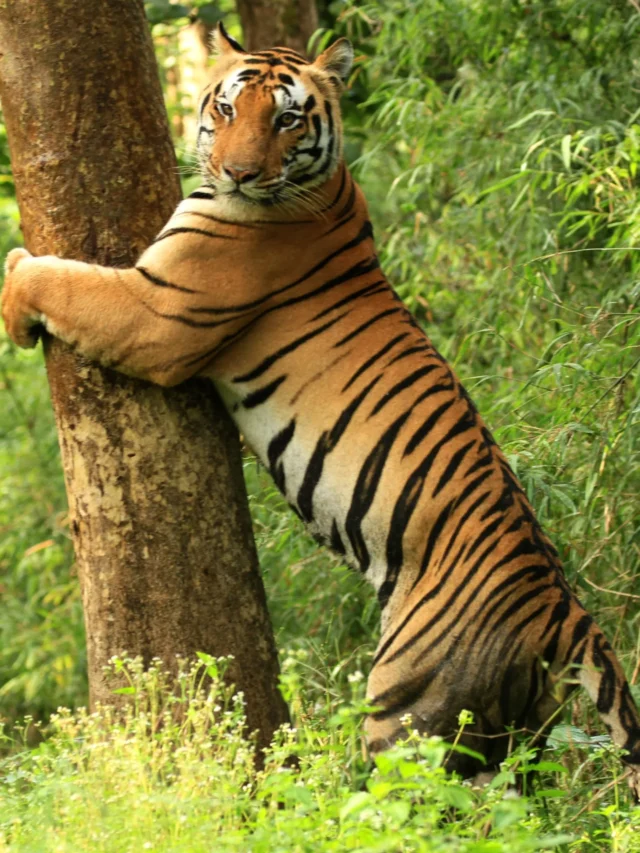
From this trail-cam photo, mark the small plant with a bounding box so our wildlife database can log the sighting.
[2,658,640,851]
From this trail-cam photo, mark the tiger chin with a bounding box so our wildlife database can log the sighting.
[3,23,639,799]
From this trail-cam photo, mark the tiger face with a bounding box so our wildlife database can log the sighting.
[196,24,353,209]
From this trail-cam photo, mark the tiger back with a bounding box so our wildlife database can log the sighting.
[2,23,639,795]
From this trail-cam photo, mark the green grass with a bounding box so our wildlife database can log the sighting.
[1,657,639,852]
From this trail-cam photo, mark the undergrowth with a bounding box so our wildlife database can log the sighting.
[1,657,639,852]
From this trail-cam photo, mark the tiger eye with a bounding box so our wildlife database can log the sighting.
[278,112,297,128]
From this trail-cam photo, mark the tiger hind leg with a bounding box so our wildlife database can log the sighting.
[365,609,640,800]
[568,617,640,800]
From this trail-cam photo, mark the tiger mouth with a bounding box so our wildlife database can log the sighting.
[204,167,313,208]
[212,180,297,207]
[225,185,280,206]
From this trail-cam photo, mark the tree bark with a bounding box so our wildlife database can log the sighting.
[236,0,319,54]
[0,0,289,754]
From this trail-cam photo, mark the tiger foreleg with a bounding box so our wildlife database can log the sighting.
[2,248,205,386]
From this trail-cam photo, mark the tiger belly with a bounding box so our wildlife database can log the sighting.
[223,385,394,590]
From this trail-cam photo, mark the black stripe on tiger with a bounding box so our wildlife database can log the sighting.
[378,496,455,610]
[330,519,346,555]
[375,532,542,666]
[345,410,414,572]
[342,333,410,393]
[325,164,347,211]
[242,375,287,409]
[334,307,402,349]
[478,482,516,522]
[267,419,296,492]
[370,368,450,419]
[153,226,237,244]
[401,389,460,453]
[410,567,551,675]
[297,375,381,523]
[232,310,351,384]
[434,472,495,572]
[294,101,337,185]
[323,212,357,237]
[567,613,593,661]
[592,633,618,714]
[369,668,444,722]
[311,280,387,322]
[172,256,382,375]
[463,451,494,479]
[187,220,374,317]
[386,343,431,367]
[465,563,554,651]
[535,596,571,669]
[472,598,552,684]
[424,525,539,654]
[481,586,556,647]
[242,57,300,72]
[237,69,262,82]
[136,266,198,295]
[379,408,478,605]
[432,438,477,498]
[336,175,357,220]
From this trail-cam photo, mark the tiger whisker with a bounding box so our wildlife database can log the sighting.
[278,181,329,219]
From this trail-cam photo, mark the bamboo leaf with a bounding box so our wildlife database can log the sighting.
[561,134,572,170]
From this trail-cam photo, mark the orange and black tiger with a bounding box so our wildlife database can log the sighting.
[3,23,639,794]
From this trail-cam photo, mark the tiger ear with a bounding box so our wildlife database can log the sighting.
[212,21,247,56]
[313,38,354,82]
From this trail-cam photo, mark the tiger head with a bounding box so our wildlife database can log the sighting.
[196,23,353,211]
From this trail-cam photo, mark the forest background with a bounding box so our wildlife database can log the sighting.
[0,0,639,849]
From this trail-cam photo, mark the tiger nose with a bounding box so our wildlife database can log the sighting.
[223,164,261,184]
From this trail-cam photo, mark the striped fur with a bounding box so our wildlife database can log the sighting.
[3,25,639,795]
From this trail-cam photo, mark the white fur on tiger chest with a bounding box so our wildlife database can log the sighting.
[218,383,394,594]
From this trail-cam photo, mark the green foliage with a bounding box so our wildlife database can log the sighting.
[3,658,640,852]
[0,341,85,718]
[144,0,224,28]
[0,204,84,719]
[0,122,14,200]
[1,0,640,844]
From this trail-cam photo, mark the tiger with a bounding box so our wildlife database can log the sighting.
[3,22,640,795]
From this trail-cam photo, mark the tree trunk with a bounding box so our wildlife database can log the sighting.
[0,0,288,754]
[236,0,319,54]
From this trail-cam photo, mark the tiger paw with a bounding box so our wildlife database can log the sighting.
[5,247,33,275]
[2,249,44,348]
